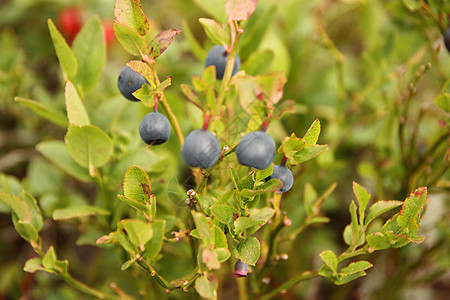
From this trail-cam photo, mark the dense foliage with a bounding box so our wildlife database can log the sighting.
[0,0,448,299]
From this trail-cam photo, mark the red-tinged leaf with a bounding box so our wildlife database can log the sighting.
[225,0,258,21]
[181,84,202,106]
[149,29,181,59]
[255,72,287,106]
[114,0,149,36]
[397,187,427,234]
[126,60,153,83]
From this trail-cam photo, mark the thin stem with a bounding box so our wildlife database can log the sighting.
[256,222,285,291]
[237,277,249,300]
[137,259,175,290]
[60,272,121,300]
[260,271,320,300]
[157,84,185,146]
[216,23,242,106]
[337,245,369,263]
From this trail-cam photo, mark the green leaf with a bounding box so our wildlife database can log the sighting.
[0,192,39,243]
[214,248,231,263]
[236,237,260,265]
[117,195,152,218]
[53,205,110,220]
[195,274,218,300]
[255,165,273,183]
[435,94,450,113]
[199,18,229,46]
[352,182,370,224]
[65,125,113,169]
[278,133,305,162]
[118,219,153,252]
[0,193,32,226]
[24,257,43,273]
[36,141,90,182]
[14,97,68,127]
[114,21,149,56]
[397,187,427,234]
[365,200,403,226]
[234,217,263,235]
[211,225,227,249]
[402,0,421,11]
[65,81,90,126]
[225,0,257,21]
[72,15,105,93]
[210,204,238,226]
[114,0,149,35]
[42,246,57,271]
[341,261,372,275]
[303,119,321,147]
[19,192,43,232]
[47,19,78,79]
[192,211,212,245]
[202,65,216,87]
[343,225,353,246]
[319,250,338,273]
[148,29,181,59]
[121,258,137,271]
[366,232,391,251]
[294,145,328,163]
[123,165,152,203]
[229,167,242,191]
[334,261,373,285]
[248,207,275,223]
[181,84,202,107]
[143,219,166,261]
[240,178,283,198]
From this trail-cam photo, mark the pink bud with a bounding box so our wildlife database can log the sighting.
[233,260,249,278]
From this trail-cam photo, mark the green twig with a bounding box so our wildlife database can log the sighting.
[260,271,320,300]
[60,272,121,300]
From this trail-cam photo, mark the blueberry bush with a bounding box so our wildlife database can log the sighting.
[0,0,448,299]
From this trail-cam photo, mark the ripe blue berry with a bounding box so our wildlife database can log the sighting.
[182,129,221,169]
[205,45,240,80]
[117,65,149,102]
[139,112,171,145]
[236,131,275,170]
[233,260,249,278]
[269,165,294,192]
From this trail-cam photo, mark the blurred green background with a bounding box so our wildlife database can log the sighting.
[0,0,448,299]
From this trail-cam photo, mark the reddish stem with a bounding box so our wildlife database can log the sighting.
[154,95,159,112]
[202,114,210,131]
[281,155,288,167]
[262,120,270,131]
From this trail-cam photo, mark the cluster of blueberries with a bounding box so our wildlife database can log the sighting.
[117,46,293,195]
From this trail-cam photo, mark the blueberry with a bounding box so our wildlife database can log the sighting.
[182,129,221,169]
[269,165,294,192]
[233,260,249,278]
[139,112,171,145]
[236,131,275,170]
[205,45,240,80]
[117,65,149,102]
[444,27,450,53]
